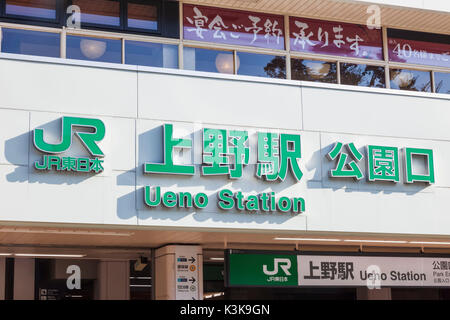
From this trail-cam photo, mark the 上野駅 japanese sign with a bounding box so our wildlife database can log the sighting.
[227,253,450,287]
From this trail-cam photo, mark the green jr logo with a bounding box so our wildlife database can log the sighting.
[33,116,106,173]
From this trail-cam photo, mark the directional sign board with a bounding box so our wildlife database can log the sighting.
[175,246,201,300]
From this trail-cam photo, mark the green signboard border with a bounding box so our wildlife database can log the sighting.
[224,249,450,289]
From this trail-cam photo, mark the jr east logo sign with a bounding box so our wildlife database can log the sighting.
[228,253,299,286]
[33,116,106,173]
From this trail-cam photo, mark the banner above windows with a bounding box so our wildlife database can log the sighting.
[387,30,450,69]
[183,4,384,60]
[288,16,383,60]
[183,4,286,50]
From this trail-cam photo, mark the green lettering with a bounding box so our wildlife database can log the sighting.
[246,195,259,212]
[144,186,161,207]
[218,189,235,210]
[278,197,292,212]
[163,191,177,208]
[235,192,245,211]
[35,155,48,170]
[292,197,306,213]
[194,193,208,209]
[178,192,193,208]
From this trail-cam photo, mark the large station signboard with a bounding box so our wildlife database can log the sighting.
[226,251,450,288]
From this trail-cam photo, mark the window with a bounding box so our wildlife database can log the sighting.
[130,259,152,300]
[1,28,60,57]
[127,0,158,31]
[291,59,337,83]
[236,52,286,79]
[35,259,97,300]
[5,0,57,20]
[184,47,234,74]
[125,40,177,68]
[340,63,385,88]
[387,29,450,69]
[66,35,122,63]
[390,68,432,92]
[434,72,450,94]
[72,0,121,27]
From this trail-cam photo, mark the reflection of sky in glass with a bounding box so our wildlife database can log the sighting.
[128,19,158,30]
[6,4,56,19]
[184,47,232,74]
[340,63,385,88]
[291,59,337,83]
[390,69,431,92]
[67,36,121,63]
[237,52,285,78]
[125,41,177,68]
[435,72,450,94]
[81,13,120,26]
[1,28,60,57]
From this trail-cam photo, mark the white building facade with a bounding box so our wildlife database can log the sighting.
[0,0,449,300]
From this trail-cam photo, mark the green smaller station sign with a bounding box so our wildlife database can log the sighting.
[227,253,298,287]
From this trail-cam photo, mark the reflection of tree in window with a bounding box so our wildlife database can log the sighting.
[341,63,385,88]
[264,56,286,79]
[390,69,431,92]
[436,81,450,94]
[290,59,337,83]
[435,72,450,94]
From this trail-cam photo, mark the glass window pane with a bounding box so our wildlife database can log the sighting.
[1,28,60,58]
[388,29,450,69]
[435,72,450,94]
[5,0,56,19]
[291,59,337,83]
[125,41,178,68]
[184,47,234,74]
[390,69,431,92]
[236,52,286,79]
[340,63,385,88]
[66,35,121,63]
[128,2,158,31]
[72,0,120,26]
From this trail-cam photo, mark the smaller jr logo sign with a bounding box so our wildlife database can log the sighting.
[33,116,106,173]
[263,258,292,276]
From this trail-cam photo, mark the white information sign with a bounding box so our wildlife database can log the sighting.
[297,255,450,287]
[175,247,201,300]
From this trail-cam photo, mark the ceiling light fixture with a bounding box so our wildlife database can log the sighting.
[274,237,341,242]
[0,228,134,237]
[15,254,86,258]
[343,239,408,244]
[409,241,450,245]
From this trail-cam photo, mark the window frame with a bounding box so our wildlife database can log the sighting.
[1,26,62,57]
[290,57,339,84]
[65,32,123,63]
[339,62,387,88]
[0,2,448,93]
[124,0,161,35]
[0,0,64,27]
[389,67,433,93]
[433,71,450,95]
[66,0,162,36]
[124,38,179,69]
